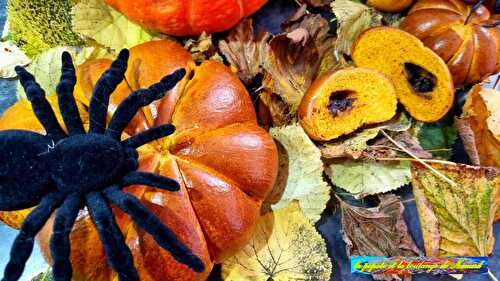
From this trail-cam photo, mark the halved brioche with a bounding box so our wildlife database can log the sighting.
[352,27,455,122]
[299,67,397,141]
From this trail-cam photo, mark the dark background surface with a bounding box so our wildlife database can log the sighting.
[0,1,498,281]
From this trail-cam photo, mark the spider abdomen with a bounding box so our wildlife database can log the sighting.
[50,134,127,194]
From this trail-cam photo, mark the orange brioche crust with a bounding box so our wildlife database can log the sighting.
[299,67,397,141]
[0,40,279,281]
[352,27,455,122]
[366,0,413,12]
[401,0,500,85]
[105,0,268,36]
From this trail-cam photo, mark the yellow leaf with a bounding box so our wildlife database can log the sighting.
[458,85,500,167]
[412,162,500,256]
[331,0,382,55]
[72,0,157,51]
[222,202,332,281]
[270,124,330,222]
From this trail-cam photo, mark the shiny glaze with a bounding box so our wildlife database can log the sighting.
[0,40,278,281]
[402,0,500,85]
[105,0,268,36]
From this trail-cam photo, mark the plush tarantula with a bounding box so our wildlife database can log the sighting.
[0,50,204,281]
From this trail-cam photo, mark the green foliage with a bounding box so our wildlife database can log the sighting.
[8,0,83,57]
[326,160,411,197]
[417,122,458,160]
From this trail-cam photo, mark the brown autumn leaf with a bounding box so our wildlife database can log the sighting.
[299,0,332,8]
[183,32,223,64]
[262,33,319,113]
[457,85,500,167]
[412,162,500,256]
[261,8,334,113]
[282,5,335,57]
[259,91,294,127]
[455,117,481,165]
[340,194,422,281]
[218,19,271,85]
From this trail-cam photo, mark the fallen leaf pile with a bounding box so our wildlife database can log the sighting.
[221,202,332,281]
[412,163,500,256]
[2,0,500,281]
[341,194,422,280]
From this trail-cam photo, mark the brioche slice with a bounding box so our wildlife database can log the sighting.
[299,67,397,141]
[352,27,454,122]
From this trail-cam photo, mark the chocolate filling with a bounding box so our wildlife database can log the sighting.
[404,63,436,99]
[328,91,356,117]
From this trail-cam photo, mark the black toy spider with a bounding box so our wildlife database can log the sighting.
[0,50,204,281]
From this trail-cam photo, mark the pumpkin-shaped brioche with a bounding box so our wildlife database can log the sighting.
[0,40,278,281]
[366,0,413,12]
[352,27,455,122]
[298,68,397,141]
[105,0,268,36]
[401,0,500,85]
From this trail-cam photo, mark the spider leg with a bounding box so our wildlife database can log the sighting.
[122,124,176,148]
[15,67,66,141]
[89,49,129,134]
[50,193,82,281]
[85,191,139,281]
[1,192,65,281]
[56,52,85,135]
[106,69,186,140]
[122,171,180,191]
[103,185,204,272]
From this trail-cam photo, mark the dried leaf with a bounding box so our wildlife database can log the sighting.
[262,8,335,113]
[455,117,481,165]
[321,128,380,159]
[0,41,31,78]
[321,113,413,159]
[331,0,382,55]
[183,32,223,63]
[381,12,406,28]
[72,0,157,51]
[259,91,293,127]
[30,269,53,281]
[326,160,411,197]
[417,122,457,160]
[299,0,332,8]
[412,163,500,256]
[341,194,422,281]
[270,124,330,222]
[221,202,332,281]
[262,34,319,113]
[16,46,101,100]
[458,85,500,167]
[393,131,432,159]
[282,6,334,57]
[218,19,271,85]
[379,113,412,132]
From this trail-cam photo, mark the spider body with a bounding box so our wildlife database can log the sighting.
[49,133,135,194]
[0,50,204,281]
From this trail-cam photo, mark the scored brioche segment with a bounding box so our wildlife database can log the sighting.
[352,27,455,122]
[366,0,413,12]
[299,67,398,141]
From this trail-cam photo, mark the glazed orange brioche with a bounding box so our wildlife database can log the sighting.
[401,0,500,85]
[366,0,413,12]
[299,67,397,141]
[0,40,279,281]
[352,27,455,122]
